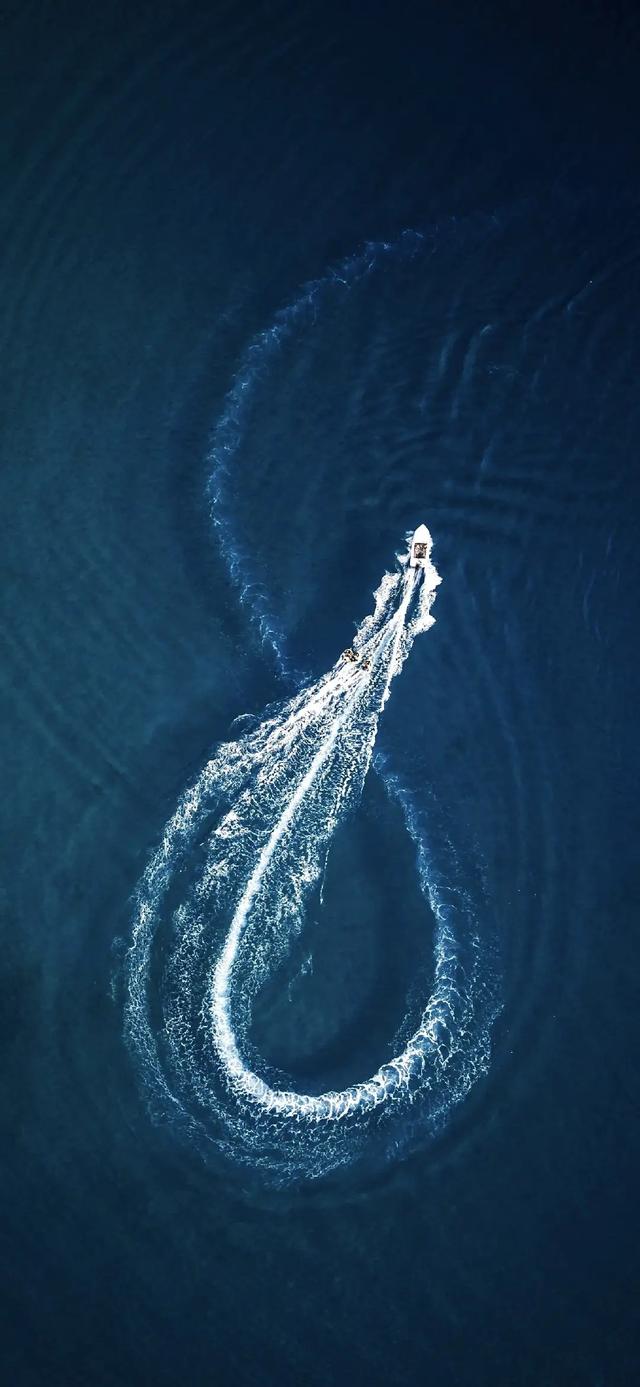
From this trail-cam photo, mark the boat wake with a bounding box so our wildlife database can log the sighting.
[125,531,496,1181]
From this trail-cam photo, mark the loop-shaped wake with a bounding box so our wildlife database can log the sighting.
[125,533,496,1180]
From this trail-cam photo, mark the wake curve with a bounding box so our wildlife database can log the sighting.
[125,231,499,1181]
[125,534,495,1180]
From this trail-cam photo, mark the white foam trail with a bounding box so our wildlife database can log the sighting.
[124,535,500,1179]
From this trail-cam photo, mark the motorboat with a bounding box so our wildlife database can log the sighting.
[409,523,431,569]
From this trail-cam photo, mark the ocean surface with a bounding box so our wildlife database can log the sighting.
[2,2,639,1383]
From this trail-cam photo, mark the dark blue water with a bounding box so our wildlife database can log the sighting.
[2,2,639,1382]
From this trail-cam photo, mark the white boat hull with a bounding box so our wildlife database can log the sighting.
[409,523,432,568]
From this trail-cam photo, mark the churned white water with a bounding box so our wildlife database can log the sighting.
[125,531,497,1180]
